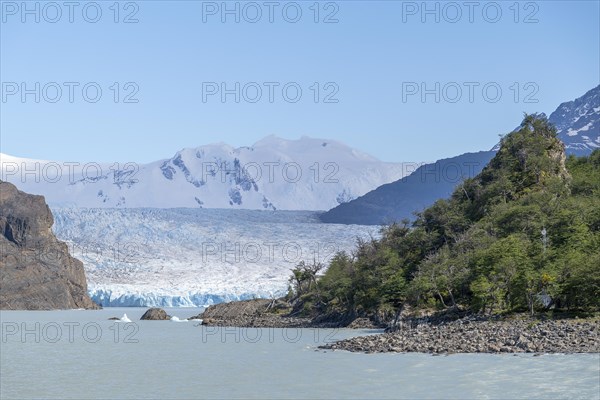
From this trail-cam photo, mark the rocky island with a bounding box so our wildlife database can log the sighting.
[0,181,99,310]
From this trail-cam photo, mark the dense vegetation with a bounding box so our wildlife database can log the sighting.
[289,115,600,320]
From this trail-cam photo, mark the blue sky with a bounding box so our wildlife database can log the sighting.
[1,0,599,163]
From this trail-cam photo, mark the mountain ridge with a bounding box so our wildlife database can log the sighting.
[0,136,415,211]
[548,85,600,156]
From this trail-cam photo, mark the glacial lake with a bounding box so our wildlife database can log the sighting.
[1,308,599,399]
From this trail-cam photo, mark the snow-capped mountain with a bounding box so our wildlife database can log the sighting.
[549,85,600,156]
[51,207,379,307]
[0,136,413,211]
[491,85,600,155]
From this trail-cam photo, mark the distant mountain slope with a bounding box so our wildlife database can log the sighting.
[319,152,496,225]
[550,85,599,156]
[0,136,413,211]
[321,85,599,225]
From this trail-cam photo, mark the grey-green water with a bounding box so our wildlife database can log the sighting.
[1,308,598,399]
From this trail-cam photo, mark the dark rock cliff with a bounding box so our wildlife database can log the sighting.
[0,181,99,310]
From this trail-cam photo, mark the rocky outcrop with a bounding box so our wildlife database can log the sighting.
[0,181,99,310]
[321,316,600,354]
[193,298,393,329]
[193,299,384,328]
[192,299,313,328]
[140,308,170,320]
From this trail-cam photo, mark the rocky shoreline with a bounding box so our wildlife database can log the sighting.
[321,316,599,354]
[188,299,599,354]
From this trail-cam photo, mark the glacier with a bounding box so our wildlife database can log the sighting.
[51,207,380,307]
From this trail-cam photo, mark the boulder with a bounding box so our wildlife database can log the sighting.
[140,307,170,320]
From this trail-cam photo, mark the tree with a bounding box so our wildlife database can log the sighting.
[288,260,324,299]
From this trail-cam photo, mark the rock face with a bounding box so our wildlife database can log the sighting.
[140,308,170,320]
[0,181,99,310]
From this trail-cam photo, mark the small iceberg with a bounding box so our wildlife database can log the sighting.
[120,313,132,323]
[170,316,187,322]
